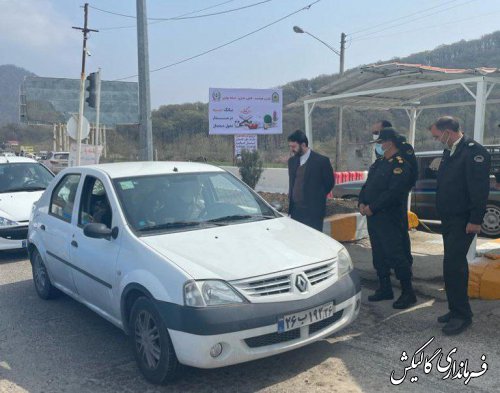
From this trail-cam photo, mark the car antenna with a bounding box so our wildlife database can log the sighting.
[173,167,178,172]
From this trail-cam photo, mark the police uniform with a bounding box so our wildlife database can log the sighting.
[359,153,413,284]
[436,137,491,322]
[398,140,418,266]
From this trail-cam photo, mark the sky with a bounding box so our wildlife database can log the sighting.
[2,0,500,109]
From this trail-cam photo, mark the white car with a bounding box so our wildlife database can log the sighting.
[0,156,54,250]
[28,162,361,384]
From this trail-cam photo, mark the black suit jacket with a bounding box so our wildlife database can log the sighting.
[288,150,335,219]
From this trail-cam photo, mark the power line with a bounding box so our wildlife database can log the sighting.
[113,0,322,81]
[350,0,477,41]
[348,0,459,36]
[91,0,271,25]
[98,0,238,31]
[351,9,500,42]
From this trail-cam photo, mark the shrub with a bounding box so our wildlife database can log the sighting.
[237,150,263,189]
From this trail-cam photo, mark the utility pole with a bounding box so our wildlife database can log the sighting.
[136,0,153,161]
[72,3,98,166]
[335,32,346,171]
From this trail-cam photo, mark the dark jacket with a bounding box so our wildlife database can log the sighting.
[288,150,334,219]
[436,137,491,224]
[359,153,411,215]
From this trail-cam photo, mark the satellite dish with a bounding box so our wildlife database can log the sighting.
[66,114,90,140]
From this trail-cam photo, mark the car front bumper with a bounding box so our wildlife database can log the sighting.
[159,270,361,368]
[0,226,28,250]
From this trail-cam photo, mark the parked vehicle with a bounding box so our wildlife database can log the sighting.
[332,147,500,237]
[0,157,54,250]
[41,151,69,173]
[28,162,361,384]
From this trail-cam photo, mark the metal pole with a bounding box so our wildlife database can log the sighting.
[335,33,346,171]
[407,107,418,211]
[304,103,313,148]
[473,79,487,143]
[136,0,153,161]
[72,3,97,166]
[95,68,102,146]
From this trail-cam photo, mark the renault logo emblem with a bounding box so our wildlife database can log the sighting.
[295,274,308,292]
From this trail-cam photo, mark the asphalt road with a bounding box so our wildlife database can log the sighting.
[1,249,499,393]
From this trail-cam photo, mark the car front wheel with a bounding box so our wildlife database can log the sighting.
[31,249,60,299]
[130,297,179,384]
[481,202,500,238]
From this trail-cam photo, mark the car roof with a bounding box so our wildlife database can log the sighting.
[74,161,225,179]
[0,156,39,164]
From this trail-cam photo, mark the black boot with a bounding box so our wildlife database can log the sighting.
[368,276,394,301]
[393,279,417,309]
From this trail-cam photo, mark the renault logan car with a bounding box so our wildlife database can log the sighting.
[27,162,361,384]
[0,156,54,250]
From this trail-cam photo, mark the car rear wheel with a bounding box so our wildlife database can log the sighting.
[130,297,179,384]
[31,249,60,299]
[481,202,500,238]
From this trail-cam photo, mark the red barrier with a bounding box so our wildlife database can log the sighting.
[334,172,342,185]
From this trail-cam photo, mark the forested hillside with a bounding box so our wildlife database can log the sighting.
[2,31,500,164]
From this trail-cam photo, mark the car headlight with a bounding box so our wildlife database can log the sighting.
[338,247,353,277]
[184,280,246,307]
[0,217,19,228]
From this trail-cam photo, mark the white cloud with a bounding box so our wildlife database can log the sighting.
[0,0,78,50]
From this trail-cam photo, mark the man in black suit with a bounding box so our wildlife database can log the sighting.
[287,130,335,231]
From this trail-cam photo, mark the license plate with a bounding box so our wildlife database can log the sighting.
[278,301,335,333]
[21,240,27,248]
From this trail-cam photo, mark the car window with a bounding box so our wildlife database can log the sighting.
[422,157,441,179]
[0,162,54,193]
[113,172,276,233]
[50,174,81,223]
[209,174,261,210]
[79,176,112,228]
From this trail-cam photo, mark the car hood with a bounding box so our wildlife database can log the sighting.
[0,191,44,222]
[140,217,343,281]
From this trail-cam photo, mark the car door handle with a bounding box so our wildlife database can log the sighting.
[71,240,78,248]
[40,224,46,231]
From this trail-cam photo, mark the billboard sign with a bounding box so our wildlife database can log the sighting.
[209,88,282,135]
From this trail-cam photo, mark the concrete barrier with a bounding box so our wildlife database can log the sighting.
[469,238,500,300]
[323,213,368,242]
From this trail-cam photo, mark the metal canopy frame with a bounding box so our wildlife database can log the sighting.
[302,63,500,149]
[302,63,500,257]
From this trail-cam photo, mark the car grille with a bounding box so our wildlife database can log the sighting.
[244,328,300,348]
[233,274,292,297]
[308,310,343,335]
[305,261,336,286]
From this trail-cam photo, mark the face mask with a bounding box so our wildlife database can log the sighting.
[375,143,385,156]
[439,132,451,148]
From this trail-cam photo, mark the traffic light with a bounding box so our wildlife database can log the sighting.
[86,72,97,108]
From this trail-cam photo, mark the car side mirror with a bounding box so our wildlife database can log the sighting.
[270,201,283,212]
[84,223,119,240]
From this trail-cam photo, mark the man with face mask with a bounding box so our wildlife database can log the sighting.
[359,128,416,309]
[287,129,334,231]
[429,116,491,335]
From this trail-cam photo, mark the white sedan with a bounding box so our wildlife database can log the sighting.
[0,156,54,250]
[28,162,361,384]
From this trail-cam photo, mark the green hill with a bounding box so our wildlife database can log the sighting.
[2,31,500,162]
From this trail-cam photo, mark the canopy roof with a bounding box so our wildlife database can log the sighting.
[299,62,500,110]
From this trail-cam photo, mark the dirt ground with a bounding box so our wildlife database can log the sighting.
[258,192,359,216]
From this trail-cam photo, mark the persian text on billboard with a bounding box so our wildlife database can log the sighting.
[209,88,282,135]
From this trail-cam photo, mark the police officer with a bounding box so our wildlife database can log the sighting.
[359,128,417,309]
[371,121,418,267]
[430,116,491,335]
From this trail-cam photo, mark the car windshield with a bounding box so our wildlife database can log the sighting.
[113,171,278,234]
[0,162,54,193]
